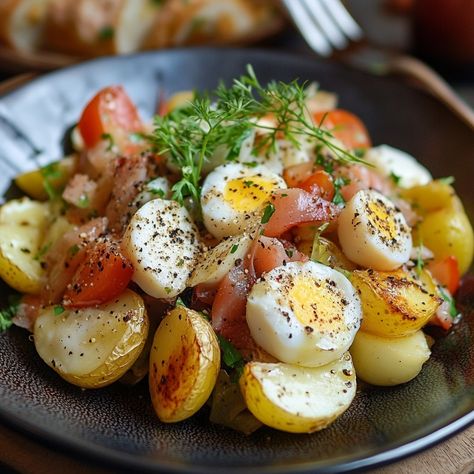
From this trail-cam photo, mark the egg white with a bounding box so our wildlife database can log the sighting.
[201,162,286,240]
[246,261,361,367]
[338,189,412,271]
[365,145,432,188]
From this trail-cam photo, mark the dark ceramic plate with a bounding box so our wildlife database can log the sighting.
[0,49,473,474]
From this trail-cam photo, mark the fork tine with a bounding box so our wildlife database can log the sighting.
[282,0,332,56]
[301,0,348,50]
[321,0,363,41]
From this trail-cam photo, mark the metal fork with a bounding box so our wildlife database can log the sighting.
[283,0,474,130]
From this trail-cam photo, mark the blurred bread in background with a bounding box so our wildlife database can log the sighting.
[0,0,51,52]
[0,0,284,60]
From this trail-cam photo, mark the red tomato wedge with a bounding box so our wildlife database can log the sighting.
[263,188,340,238]
[253,236,308,276]
[78,86,143,150]
[300,170,335,201]
[313,109,371,150]
[44,217,108,305]
[427,256,460,294]
[63,241,133,308]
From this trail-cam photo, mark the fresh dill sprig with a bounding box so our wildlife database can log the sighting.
[152,65,367,216]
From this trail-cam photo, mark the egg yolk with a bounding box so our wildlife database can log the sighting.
[289,276,345,332]
[365,199,397,241]
[223,176,277,213]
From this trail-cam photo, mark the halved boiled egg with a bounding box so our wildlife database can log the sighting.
[201,163,286,240]
[122,199,200,298]
[338,189,412,271]
[246,261,361,367]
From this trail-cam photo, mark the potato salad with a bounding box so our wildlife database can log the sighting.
[1,66,473,435]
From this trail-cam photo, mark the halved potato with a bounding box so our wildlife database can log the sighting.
[350,329,431,386]
[351,269,441,338]
[239,353,356,434]
[0,197,49,293]
[34,289,148,388]
[15,157,76,201]
[401,181,474,274]
[149,306,220,423]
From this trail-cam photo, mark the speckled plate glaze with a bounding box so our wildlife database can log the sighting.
[0,49,473,474]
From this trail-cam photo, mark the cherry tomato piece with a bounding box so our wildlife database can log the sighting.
[63,241,134,308]
[313,109,371,150]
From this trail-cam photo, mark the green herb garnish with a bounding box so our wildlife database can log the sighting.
[40,162,62,200]
[439,287,458,318]
[0,295,20,332]
[217,334,244,372]
[153,65,366,217]
[53,305,65,316]
[261,202,275,224]
[390,171,401,185]
[230,244,239,254]
[34,242,52,261]
[101,133,115,151]
[332,176,350,206]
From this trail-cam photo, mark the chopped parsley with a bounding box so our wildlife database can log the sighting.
[217,334,245,375]
[389,171,401,185]
[243,180,254,188]
[332,176,350,206]
[261,202,275,224]
[101,133,115,151]
[40,162,62,200]
[230,244,239,254]
[34,242,52,261]
[439,287,458,318]
[53,305,65,316]
[0,295,20,332]
[150,188,165,198]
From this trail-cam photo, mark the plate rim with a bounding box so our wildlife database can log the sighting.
[0,47,473,473]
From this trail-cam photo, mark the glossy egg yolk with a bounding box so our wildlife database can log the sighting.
[289,276,346,333]
[223,176,277,213]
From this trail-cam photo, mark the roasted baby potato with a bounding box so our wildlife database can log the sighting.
[401,181,474,274]
[239,353,356,434]
[149,306,220,423]
[350,330,431,386]
[15,157,76,201]
[0,197,49,293]
[351,269,441,338]
[34,289,148,389]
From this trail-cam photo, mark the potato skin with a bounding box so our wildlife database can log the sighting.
[239,354,356,434]
[149,306,220,423]
[351,269,441,338]
[401,181,474,274]
[350,330,431,386]
[34,289,148,388]
[0,198,49,293]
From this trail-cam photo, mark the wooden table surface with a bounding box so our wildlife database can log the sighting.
[0,1,473,473]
